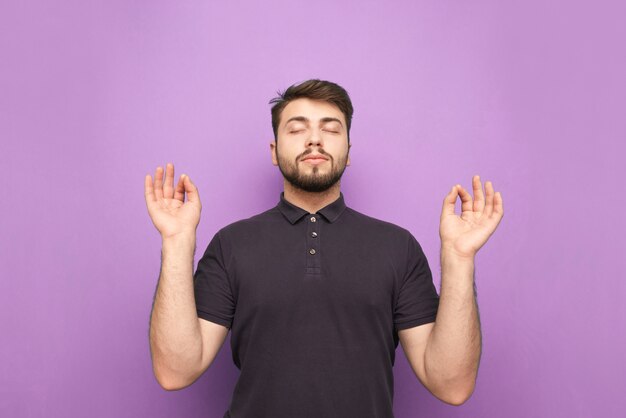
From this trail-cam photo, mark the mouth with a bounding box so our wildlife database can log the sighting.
[302,152,329,161]
[302,157,328,165]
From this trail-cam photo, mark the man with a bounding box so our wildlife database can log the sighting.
[144,79,504,417]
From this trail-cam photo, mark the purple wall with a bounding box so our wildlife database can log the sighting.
[1,1,624,417]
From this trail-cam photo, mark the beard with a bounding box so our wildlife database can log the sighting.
[276,148,349,193]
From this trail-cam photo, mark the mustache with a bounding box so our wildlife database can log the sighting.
[299,150,332,160]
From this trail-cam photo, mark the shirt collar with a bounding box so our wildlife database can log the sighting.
[277,191,347,224]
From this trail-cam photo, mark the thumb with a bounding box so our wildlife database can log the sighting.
[441,185,459,219]
[182,174,200,204]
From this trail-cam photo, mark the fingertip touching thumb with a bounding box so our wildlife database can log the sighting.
[183,174,195,192]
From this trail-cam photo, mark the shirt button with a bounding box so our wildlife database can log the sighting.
[311,232,318,238]
[310,216,316,223]
[309,248,316,255]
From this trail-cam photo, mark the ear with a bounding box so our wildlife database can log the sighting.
[346,143,351,166]
[270,140,278,166]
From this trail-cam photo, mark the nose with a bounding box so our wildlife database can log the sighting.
[306,128,323,147]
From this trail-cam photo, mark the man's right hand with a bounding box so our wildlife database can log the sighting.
[144,163,202,240]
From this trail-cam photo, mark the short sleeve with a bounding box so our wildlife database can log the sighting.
[193,231,235,329]
[393,233,440,331]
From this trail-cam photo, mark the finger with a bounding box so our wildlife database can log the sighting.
[163,163,175,199]
[154,166,164,200]
[183,174,200,205]
[174,174,186,203]
[473,175,485,213]
[145,174,156,207]
[491,190,503,220]
[457,184,473,213]
[441,185,459,218]
[484,181,495,217]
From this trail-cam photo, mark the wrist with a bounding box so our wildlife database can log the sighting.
[440,243,475,261]
[440,250,475,292]
[440,248,475,269]
[162,231,196,248]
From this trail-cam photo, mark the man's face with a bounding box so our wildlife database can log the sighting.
[270,98,351,193]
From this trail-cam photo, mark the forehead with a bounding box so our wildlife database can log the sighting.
[280,98,345,126]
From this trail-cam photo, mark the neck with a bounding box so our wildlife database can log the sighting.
[283,181,341,214]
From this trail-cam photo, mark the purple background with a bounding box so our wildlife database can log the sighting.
[1,1,624,417]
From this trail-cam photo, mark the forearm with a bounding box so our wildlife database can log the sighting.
[149,233,203,388]
[424,252,481,403]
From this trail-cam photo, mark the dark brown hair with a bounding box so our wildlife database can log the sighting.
[269,79,353,143]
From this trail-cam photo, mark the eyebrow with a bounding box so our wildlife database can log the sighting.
[284,116,344,128]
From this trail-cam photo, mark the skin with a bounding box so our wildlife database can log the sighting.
[399,176,504,405]
[145,167,224,391]
[144,99,504,401]
[269,98,351,214]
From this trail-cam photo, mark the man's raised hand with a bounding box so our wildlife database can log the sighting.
[144,163,202,239]
[439,175,504,259]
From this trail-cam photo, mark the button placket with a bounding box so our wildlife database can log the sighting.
[305,214,321,275]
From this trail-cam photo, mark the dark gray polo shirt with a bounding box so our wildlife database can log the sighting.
[193,191,440,418]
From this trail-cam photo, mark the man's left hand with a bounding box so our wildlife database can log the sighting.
[439,175,504,259]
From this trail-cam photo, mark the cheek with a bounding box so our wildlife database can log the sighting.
[330,144,349,157]
[276,144,300,160]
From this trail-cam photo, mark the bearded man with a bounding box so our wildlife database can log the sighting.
[144,79,504,418]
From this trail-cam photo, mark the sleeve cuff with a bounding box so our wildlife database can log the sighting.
[197,310,232,329]
[394,312,437,331]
